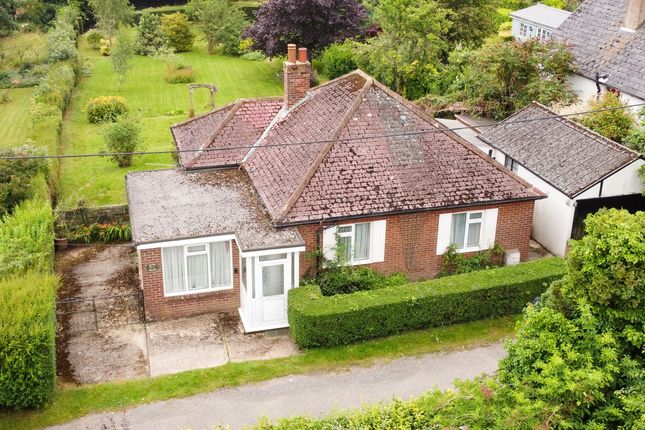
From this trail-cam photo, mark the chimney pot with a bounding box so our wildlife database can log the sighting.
[298,47,308,63]
[625,0,645,30]
[287,44,297,62]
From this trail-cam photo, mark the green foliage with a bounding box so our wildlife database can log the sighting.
[159,12,193,53]
[289,257,566,347]
[68,222,131,243]
[625,107,645,154]
[320,40,357,79]
[447,39,576,118]
[102,113,142,167]
[311,264,406,296]
[0,197,55,278]
[85,28,103,50]
[46,12,78,63]
[0,0,17,36]
[438,243,504,277]
[0,271,58,409]
[111,30,134,89]
[135,12,166,56]
[438,0,498,48]
[88,0,133,42]
[0,145,47,217]
[240,51,266,61]
[580,92,635,143]
[165,66,195,83]
[189,0,248,55]
[85,95,128,123]
[99,38,111,56]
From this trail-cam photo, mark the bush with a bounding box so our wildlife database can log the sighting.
[0,197,55,279]
[47,18,77,63]
[437,243,504,277]
[240,51,266,61]
[165,65,195,83]
[85,96,128,123]
[0,271,58,409]
[580,91,635,143]
[289,258,567,348]
[159,12,193,52]
[68,222,132,243]
[99,38,111,56]
[321,40,358,79]
[103,114,143,167]
[85,28,104,49]
[313,265,406,296]
[135,12,166,56]
[0,145,48,217]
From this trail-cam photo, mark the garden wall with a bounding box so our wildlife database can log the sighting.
[288,258,567,348]
[58,204,129,226]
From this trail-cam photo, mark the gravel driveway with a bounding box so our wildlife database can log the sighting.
[47,342,507,430]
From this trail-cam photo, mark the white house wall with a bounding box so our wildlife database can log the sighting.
[576,159,645,200]
[568,74,644,111]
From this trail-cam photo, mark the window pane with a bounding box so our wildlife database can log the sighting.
[467,222,482,248]
[187,254,209,290]
[339,235,352,263]
[259,253,288,261]
[450,213,466,248]
[262,264,284,297]
[210,241,231,287]
[469,212,483,220]
[354,223,371,260]
[338,225,352,234]
[162,246,185,293]
[186,244,206,253]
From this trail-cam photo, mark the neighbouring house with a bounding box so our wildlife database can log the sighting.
[479,102,645,257]
[554,0,645,107]
[510,4,571,42]
[126,45,544,332]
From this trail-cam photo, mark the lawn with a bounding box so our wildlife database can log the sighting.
[0,316,516,430]
[0,88,34,150]
[58,33,283,208]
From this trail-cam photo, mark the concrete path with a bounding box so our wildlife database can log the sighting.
[48,342,506,430]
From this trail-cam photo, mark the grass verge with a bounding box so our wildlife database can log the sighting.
[0,316,516,430]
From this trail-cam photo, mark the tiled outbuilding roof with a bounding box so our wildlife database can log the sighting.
[554,0,645,99]
[169,70,543,226]
[478,102,641,198]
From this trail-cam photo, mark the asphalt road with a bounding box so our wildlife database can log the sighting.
[47,342,506,430]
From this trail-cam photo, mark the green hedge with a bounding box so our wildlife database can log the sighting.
[288,258,567,348]
[0,272,59,409]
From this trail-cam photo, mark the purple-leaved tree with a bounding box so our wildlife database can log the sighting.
[245,0,367,57]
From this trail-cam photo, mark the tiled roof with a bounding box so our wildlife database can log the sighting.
[510,4,571,29]
[125,168,303,251]
[171,98,282,168]
[478,102,641,198]
[554,0,645,99]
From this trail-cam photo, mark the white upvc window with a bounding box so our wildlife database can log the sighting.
[520,22,528,38]
[537,27,551,40]
[436,208,499,255]
[322,220,387,265]
[162,239,233,296]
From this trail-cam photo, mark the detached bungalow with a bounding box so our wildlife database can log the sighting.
[479,102,644,257]
[126,45,544,332]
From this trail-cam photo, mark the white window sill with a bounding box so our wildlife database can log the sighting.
[454,246,482,254]
[347,258,373,266]
[164,285,233,298]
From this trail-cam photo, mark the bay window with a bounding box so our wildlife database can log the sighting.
[162,240,233,295]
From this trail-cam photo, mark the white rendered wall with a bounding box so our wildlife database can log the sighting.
[576,159,645,199]
[568,74,644,112]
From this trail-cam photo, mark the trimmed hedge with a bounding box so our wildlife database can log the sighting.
[289,258,567,348]
[0,272,59,409]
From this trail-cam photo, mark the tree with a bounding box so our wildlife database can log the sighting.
[111,30,134,90]
[103,114,142,167]
[135,12,165,56]
[189,0,247,55]
[159,12,193,52]
[0,0,16,36]
[580,92,635,143]
[438,0,497,48]
[245,0,367,57]
[356,0,452,99]
[0,145,47,216]
[88,0,133,42]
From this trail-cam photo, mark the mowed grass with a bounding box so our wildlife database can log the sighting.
[0,88,34,150]
[0,31,48,69]
[58,33,282,208]
[0,316,516,430]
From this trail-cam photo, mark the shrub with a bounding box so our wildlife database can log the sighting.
[135,12,166,56]
[321,40,358,79]
[85,96,128,123]
[437,243,504,277]
[165,65,195,83]
[46,19,77,63]
[102,114,143,167]
[0,197,55,279]
[0,271,58,409]
[68,222,132,243]
[159,12,193,52]
[289,258,567,348]
[312,265,406,296]
[99,38,111,56]
[0,146,48,217]
[85,28,104,49]
[580,91,635,143]
[240,51,266,61]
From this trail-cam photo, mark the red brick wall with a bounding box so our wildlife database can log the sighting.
[139,241,241,321]
[284,61,310,108]
[297,200,535,281]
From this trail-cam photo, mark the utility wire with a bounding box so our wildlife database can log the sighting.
[2,102,643,161]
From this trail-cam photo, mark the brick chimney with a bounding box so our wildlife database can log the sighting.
[283,44,310,109]
[624,0,645,30]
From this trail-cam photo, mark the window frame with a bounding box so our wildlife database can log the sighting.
[504,156,519,173]
[162,239,234,297]
[450,211,484,253]
[337,222,372,265]
[519,22,528,37]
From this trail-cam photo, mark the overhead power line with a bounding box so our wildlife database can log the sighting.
[1,102,643,161]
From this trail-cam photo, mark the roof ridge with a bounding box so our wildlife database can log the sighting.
[276,75,375,222]
[185,100,245,168]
